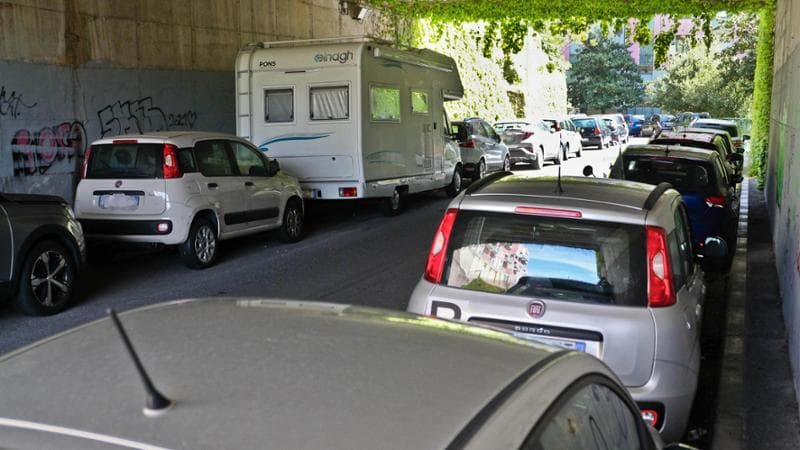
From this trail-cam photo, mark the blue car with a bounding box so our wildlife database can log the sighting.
[624,114,646,136]
[610,145,740,257]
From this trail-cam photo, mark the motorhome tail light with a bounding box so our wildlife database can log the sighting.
[641,409,659,427]
[704,195,727,208]
[646,226,676,307]
[81,147,92,179]
[162,144,182,179]
[514,206,582,218]
[339,187,358,197]
[424,208,458,283]
[461,138,477,148]
[593,127,602,136]
[521,131,534,140]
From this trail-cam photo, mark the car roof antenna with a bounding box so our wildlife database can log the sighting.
[556,166,564,194]
[108,308,174,416]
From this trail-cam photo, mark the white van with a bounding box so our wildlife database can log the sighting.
[235,37,465,215]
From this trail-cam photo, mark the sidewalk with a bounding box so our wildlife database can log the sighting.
[712,179,800,449]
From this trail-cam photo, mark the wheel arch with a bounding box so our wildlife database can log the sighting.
[192,209,220,236]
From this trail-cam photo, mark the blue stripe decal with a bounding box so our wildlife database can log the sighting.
[257,133,332,152]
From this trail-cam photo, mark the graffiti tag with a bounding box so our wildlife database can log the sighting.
[97,97,197,137]
[0,86,37,119]
[12,121,86,176]
[168,111,197,129]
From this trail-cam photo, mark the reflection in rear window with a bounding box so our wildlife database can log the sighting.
[573,119,595,128]
[623,157,716,193]
[443,211,647,306]
[86,144,163,179]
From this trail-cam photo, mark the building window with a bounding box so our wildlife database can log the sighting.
[264,88,293,123]
[310,85,349,121]
[370,86,401,122]
[639,45,654,67]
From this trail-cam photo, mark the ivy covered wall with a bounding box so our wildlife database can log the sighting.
[413,21,567,122]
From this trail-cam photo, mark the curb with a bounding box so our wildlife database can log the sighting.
[711,179,750,450]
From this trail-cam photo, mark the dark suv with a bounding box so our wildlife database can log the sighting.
[0,193,85,315]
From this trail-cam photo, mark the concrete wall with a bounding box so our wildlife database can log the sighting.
[0,0,378,203]
[768,0,800,405]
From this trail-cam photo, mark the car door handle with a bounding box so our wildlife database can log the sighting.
[245,181,255,187]
[207,183,218,189]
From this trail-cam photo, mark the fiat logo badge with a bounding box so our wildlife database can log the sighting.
[528,301,546,318]
[115,180,123,188]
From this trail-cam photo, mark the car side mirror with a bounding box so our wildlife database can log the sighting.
[494,135,502,143]
[731,174,744,185]
[249,165,267,177]
[582,165,595,177]
[743,134,751,141]
[267,159,280,176]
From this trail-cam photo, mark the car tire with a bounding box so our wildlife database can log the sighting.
[474,159,487,180]
[446,166,463,197]
[179,217,218,270]
[502,155,511,172]
[381,188,404,216]
[280,198,304,243]
[576,143,583,157]
[15,240,76,316]
[563,144,570,161]
[554,145,563,165]
[531,148,543,170]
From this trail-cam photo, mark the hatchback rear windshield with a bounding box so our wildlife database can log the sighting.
[573,118,596,128]
[695,122,738,137]
[87,144,164,179]
[623,156,717,193]
[443,211,647,306]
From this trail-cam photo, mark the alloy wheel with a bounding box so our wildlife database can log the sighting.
[29,250,71,307]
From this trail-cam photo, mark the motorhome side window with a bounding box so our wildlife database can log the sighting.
[411,90,429,115]
[370,86,401,122]
[309,86,349,121]
[264,88,293,123]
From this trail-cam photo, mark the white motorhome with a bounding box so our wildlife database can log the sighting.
[235,37,465,214]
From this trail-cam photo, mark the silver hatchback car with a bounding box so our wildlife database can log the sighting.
[408,173,720,443]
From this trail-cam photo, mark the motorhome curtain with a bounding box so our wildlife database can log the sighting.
[310,86,349,120]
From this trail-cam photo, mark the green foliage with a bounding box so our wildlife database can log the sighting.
[647,13,758,118]
[507,91,526,118]
[370,0,770,61]
[567,34,644,113]
[750,7,775,186]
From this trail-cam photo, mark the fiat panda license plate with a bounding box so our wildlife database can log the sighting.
[98,193,140,210]
[513,333,601,357]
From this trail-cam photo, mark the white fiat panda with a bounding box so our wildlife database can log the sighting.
[74,131,304,269]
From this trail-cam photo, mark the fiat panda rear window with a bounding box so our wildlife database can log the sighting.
[443,211,647,306]
[86,144,164,179]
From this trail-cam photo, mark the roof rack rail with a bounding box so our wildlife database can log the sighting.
[465,171,513,195]
[642,182,673,210]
